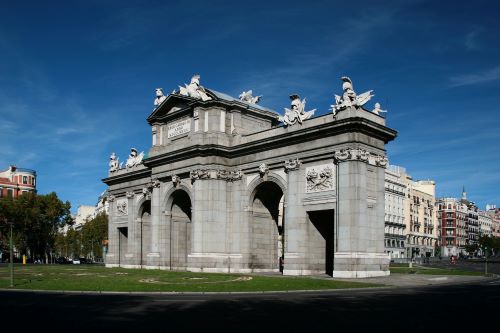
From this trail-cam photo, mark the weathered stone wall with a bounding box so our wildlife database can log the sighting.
[103,92,396,277]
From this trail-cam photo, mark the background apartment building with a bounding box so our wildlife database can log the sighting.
[478,210,493,237]
[405,178,438,258]
[486,206,500,238]
[437,197,469,257]
[384,165,407,258]
[0,165,37,198]
[385,165,437,259]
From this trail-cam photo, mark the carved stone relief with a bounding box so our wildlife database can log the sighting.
[116,198,128,216]
[305,164,335,193]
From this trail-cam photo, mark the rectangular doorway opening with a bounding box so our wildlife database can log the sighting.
[308,210,334,276]
[118,227,128,266]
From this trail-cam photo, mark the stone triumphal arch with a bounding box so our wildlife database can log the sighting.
[103,76,397,278]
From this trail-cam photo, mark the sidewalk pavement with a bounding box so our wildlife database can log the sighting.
[337,273,494,288]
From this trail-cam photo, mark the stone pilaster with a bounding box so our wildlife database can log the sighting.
[332,148,390,278]
[147,182,161,267]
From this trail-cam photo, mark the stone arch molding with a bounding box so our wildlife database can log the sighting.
[135,194,151,220]
[247,172,287,208]
[162,181,194,212]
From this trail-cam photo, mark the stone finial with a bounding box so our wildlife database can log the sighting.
[125,148,144,168]
[239,90,262,104]
[178,74,212,101]
[109,152,120,173]
[278,94,316,126]
[372,102,387,115]
[154,88,167,108]
[331,76,374,114]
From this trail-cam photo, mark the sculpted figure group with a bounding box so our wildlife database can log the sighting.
[108,148,144,173]
[278,94,316,126]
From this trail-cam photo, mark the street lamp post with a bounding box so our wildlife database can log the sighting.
[484,246,488,276]
[7,221,14,287]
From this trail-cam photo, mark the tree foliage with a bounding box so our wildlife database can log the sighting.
[0,192,72,261]
[54,213,108,260]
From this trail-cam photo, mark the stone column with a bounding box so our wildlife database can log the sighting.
[125,191,138,267]
[332,149,390,278]
[147,181,161,267]
[105,195,119,266]
[188,169,232,272]
[282,158,308,275]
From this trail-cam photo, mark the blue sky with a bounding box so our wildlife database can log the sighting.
[1,0,499,212]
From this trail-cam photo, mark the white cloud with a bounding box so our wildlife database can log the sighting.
[449,66,500,87]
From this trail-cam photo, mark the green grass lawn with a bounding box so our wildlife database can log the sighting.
[0,264,380,292]
[389,265,484,276]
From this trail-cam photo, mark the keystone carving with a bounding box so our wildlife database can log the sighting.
[259,163,269,177]
[284,158,301,172]
[172,175,181,187]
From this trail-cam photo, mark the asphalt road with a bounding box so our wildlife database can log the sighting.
[2,278,499,332]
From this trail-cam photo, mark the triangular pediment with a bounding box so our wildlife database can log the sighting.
[147,94,195,124]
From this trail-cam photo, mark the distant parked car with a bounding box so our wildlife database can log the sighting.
[56,257,70,264]
[72,258,81,264]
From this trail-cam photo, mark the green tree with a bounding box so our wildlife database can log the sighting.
[0,192,72,262]
[54,213,108,261]
[464,243,478,256]
[477,235,495,257]
[80,213,108,259]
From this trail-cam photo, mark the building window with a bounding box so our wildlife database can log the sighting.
[7,189,14,198]
[0,188,3,198]
[22,176,28,184]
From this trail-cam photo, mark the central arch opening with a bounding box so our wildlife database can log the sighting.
[250,181,284,272]
[139,200,151,266]
[169,189,192,270]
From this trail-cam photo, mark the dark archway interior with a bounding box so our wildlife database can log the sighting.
[254,181,283,223]
[170,190,192,270]
[171,190,191,220]
[141,201,151,217]
[251,181,284,271]
[140,200,151,266]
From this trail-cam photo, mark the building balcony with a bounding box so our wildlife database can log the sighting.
[385,221,406,228]
[385,233,406,239]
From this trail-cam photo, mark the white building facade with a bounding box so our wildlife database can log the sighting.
[384,165,406,258]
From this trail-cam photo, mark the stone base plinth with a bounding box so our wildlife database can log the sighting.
[187,253,244,273]
[332,251,390,278]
